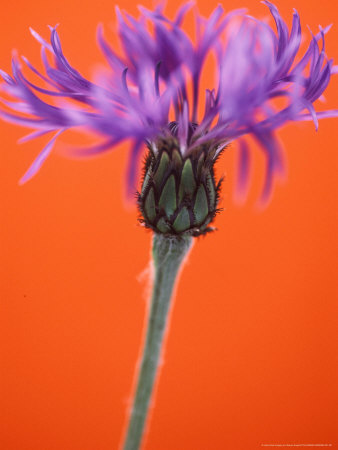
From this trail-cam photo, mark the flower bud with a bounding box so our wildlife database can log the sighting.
[138,139,222,236]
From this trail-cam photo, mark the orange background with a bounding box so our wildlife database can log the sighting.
[1,1,337,449]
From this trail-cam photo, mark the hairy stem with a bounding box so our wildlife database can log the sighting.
[122,233,193,450]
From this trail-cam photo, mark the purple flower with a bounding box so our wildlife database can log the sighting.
[0,1,337,203]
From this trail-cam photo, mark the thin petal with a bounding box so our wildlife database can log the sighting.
[19,129,64,184]
[235,139,251,203]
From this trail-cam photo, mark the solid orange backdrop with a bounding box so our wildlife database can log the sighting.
[0,0,337,449]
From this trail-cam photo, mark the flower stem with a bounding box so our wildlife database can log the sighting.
[122,233,193,450]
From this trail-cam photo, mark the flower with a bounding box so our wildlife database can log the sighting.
[0,1,337,227]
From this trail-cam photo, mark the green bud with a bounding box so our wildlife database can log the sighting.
[178,159,196,203]
[138,138,221,237]
[156,217,171,233]
[196,152,205,178]
[193,185,208,225]
[206,173,216,206]
[153,151,170,186]
[172,149,183,169]
[159,175,177,216]
[144,187,156,222]
[173,207,190,232]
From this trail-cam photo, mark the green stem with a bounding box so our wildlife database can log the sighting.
[122,233,193,450]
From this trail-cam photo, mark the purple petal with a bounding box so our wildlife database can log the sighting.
[29,27,53,51]
[18,129,54,143]
[19,129,64,184]
[235,139,251,203]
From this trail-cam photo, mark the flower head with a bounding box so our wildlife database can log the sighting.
[0,2,337,233]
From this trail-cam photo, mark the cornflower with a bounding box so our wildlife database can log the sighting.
[1,2,337,449]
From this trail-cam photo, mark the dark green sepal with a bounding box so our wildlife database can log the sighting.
[153,151,170,186]
[141,168,151,195]
[144,187,156,222]
[193,185,209,225]
[156,217,171,233]
[196,152,205,178]
[172,149,183,169]
[178,159,196,203]
[173,207,191,232]
[206,173,216,206]
[159,174,176,216]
